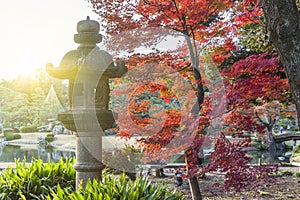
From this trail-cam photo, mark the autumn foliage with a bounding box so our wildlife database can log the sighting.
[206,134,277,192]
[88,0,285,195]
[222,50,290,137]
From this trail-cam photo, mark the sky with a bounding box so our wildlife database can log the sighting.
[0,0,99,80]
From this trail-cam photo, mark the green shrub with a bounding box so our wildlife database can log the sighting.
[20,125,38,133]
[13,133,21,140]
[49,170,183,200]
[4,130,14,141]
[275,118,293,129]
[45,136,54,142]
[3,129,13,134]
[0,157,75,200]
[47,133,55,138]
[102,145,142,180]
[279,170,294,176]
[45,134,55,142]
[293,172,300,177]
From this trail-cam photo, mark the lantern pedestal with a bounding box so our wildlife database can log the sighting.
[58,109,115,188]
[73,131,103,188]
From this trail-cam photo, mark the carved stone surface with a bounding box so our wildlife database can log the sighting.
[58,110,115,132]
[46,16,127,131]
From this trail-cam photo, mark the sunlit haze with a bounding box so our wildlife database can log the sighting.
[0,0,99,80]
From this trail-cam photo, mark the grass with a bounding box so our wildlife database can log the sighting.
[269,170,300,177]
[258,190,284,197]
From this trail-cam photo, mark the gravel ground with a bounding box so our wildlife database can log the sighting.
[152,167,300,200]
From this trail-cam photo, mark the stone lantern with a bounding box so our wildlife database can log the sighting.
[46,16,127,188]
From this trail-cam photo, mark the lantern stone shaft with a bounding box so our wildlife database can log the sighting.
[46,16,127,188]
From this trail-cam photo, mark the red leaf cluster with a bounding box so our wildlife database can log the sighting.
[206,134,277,192]
[222,52,289,135]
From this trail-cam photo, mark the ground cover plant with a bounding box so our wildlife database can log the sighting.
[0,158,75,200]
[0,158,183,200]
[49,171,183,200]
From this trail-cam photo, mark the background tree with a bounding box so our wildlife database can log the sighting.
[260,0,300,129]
[222,52,290,147]
[0,68,67,129]
[238,0,300,129]
[212,1,295,150]
[0,86,30,128]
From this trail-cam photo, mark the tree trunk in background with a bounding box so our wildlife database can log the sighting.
[262,0,300,129]
[267,128,277,155]
[184,35,204,115]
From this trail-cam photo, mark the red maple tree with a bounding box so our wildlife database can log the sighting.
[88,0,280,198]
[221,52,290,146]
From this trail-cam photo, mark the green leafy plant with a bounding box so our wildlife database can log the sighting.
[0,157,75,200]
[49,170,183,200]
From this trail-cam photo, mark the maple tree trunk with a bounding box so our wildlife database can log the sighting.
[188,176,202,200]
[267,128,276,153]
[184,35,204,114]
[185,151,202,200]
[183,35,204,199]
[262,0,300,130]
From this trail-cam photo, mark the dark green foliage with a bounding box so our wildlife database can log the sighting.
[0,157,76,200]
[13,133,21,139]
[49,171,183,200]
[293,172,300,177]
[0,70,68,128]
[45,134,55,142]
[20,125,38,133]
[275,118,294,130]
[270,170,295,177]
[46,133,55,137]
